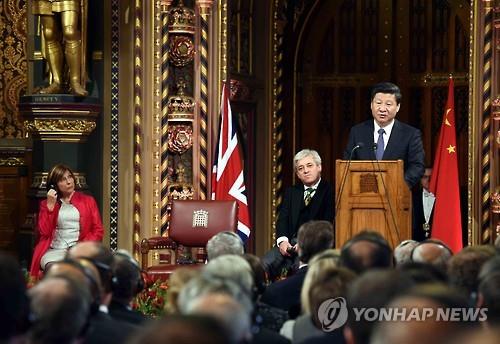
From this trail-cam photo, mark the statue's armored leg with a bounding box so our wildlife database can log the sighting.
[62,11,88,96]
[65,40,88,96]
[39,16,63,94]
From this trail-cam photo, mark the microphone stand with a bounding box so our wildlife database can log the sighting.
[371,143,402,243]
[335,143,363,217]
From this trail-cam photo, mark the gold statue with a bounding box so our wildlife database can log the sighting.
[33,0,88,96]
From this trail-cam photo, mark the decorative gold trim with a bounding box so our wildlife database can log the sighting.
[219,0,228,83]
[492,191,500,214]
[24,119,96,132]
[0,157,25,166]
[271,0,280,243]
[419,73,469,85]
[493,95,500,116]
[92,51,104,60]
[133,0,143,259]
[469,0,481,246]
[152,0,163,236]
[33,51,44,60]
[24,119,97,141]
[196,0,214,200]
[161,0,173,234]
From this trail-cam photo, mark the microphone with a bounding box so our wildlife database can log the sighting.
[371,143,402,242]
[335,142,365,217]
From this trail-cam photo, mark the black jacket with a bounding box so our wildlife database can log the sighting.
[344,119,425,188]
[276,179,334,241]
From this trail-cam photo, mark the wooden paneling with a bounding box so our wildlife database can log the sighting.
[0,166,29,252]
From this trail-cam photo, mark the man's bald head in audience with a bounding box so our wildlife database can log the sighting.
[411,240,453,272]
[28,276,91,344]
[340,231,393,273]
[68,242,114,294]
[45,258,103,309]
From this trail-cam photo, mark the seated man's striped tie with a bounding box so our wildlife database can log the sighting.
[304,187,314,206]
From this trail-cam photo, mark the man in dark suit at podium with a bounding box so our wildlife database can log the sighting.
[344,82,425,188]
[262,149,333,280]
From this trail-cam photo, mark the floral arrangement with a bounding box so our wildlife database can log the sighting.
[132,274,169,316]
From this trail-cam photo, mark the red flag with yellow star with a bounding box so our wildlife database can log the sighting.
[428,77,462,252]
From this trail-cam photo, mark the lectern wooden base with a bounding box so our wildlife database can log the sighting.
[335,160,411,249]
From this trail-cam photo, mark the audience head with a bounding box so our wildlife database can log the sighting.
[241,254,267,296]
[309,248,341,265]
[111,249,144,305]
[370,284,472,344]
[68,242,114,294]
[206,231,244,261]
[301,249,342,314]
[27,276,91,344]
[447,246,495,299]
[294,149,322,187]
[340,230,393,273]
[178,276,252,343]
[45,258,103,312]
[450,327,500,344]
[345,269,414,344]
[189,293,251,343]
[394,240,418,265]
[478,272,500,325]
[164,267,201,314]
[0,252,29,341]
[203,254,254,297]
[397,261,448,285]
[128,314,232,344]
[297,220,334,264]
[478,255,500,281]
[410,239,453,273]
[308,267,357,329]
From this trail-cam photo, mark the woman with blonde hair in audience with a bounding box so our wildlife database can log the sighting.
[280,249,355,343]
[164,267,201,314]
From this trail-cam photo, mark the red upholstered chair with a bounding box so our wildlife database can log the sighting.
[141,200,238,280]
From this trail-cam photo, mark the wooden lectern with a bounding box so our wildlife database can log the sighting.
[335,160,411,249]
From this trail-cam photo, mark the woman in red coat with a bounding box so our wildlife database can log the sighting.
[30,164,104,278]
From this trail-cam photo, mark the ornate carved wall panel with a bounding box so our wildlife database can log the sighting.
[0,0,26,138]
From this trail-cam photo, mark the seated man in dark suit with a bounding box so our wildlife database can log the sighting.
[261,220,334,318]
[262,149,333,280]
[344,82,425,189]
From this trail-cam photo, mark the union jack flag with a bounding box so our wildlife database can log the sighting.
[211,83,251,240]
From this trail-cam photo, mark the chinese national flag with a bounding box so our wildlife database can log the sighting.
[211,83,251,240]
[429,77,462,252]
